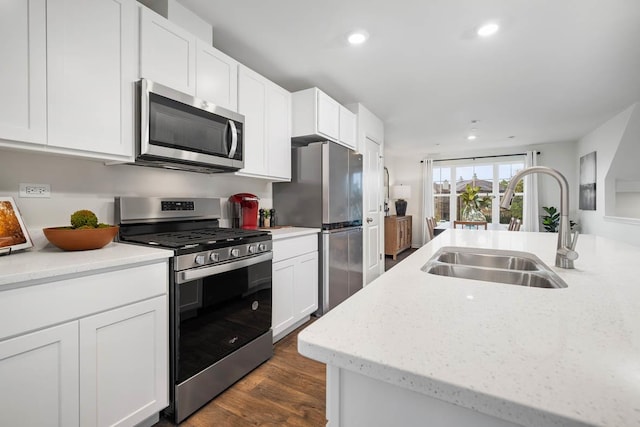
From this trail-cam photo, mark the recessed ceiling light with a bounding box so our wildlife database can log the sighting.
[467,135,477,141]
[348,31,369,45]
[477,23,499,37]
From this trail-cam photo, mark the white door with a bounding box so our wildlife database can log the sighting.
[364,137,383,284]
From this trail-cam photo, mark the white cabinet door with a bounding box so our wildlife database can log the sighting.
[140,6,196,95]
[266,83,292,180]
[339,105,357,150]
[0,322,79,427]
[47,0,137,158]
[79,296,168,427]
[0,0,46,146]
[196,40,238,111]
[317,90,340,141]
[237,65,292,180]
[272,259,296,338]
[294,251,319,317]
[238,65,268,176]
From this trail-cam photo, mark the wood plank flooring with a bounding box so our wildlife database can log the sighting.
[154,321,326,426]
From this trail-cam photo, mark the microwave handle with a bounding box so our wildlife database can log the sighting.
[227,120,238,158]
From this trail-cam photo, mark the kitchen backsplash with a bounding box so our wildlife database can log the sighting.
[0,150,273,228]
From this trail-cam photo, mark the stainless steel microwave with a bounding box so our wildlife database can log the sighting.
[135,78,244,174]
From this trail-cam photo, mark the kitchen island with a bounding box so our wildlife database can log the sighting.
[298,229,640,427]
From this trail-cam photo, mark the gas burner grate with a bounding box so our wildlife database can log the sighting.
[122,227,268,249]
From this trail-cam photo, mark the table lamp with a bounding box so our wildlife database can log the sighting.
[392,185,411,216]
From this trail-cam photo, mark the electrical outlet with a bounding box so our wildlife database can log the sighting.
[19,183,51,198]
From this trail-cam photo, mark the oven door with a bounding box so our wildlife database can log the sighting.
[173,252,272,385]
[139,79,244,171]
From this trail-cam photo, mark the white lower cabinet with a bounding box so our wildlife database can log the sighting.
[80,297,168,427]
[0,261,169,427]
[0,322,79,427]
[272,234,318,342]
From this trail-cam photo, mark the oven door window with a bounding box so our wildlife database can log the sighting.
[149,92,243,161]
[176,259,271,384]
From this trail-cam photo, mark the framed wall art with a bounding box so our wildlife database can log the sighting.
[0,197,33,254]
[579,151,597,211]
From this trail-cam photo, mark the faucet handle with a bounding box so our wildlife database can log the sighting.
[557,247,579,261]
[570,230,579,251]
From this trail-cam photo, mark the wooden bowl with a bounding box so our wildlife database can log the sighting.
[43,226,119,251]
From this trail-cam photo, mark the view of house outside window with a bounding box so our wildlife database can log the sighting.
[432,159,524,225]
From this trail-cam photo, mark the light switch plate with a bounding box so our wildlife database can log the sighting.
[19,183,51,198]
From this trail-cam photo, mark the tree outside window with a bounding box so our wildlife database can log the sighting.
[431,160,524,225]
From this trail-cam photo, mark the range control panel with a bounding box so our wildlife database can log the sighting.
[161,201,195,211]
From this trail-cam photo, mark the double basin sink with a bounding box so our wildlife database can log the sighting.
[422,246,567,289]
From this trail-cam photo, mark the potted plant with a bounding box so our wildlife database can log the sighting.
[460,184,488,221]
[541,206,577,232]
[43,209,119,251]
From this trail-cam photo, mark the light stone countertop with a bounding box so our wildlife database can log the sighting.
[0,229,173,289]
[259,226,320,240]
[298,229,640,427]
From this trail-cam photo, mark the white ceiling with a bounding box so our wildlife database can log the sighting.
[177,0,640,156]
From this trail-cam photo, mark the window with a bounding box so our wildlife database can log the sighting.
[432,157,525,225]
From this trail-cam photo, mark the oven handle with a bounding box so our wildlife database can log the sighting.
[176,252,272,284]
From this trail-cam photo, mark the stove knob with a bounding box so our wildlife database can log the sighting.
[230,248,240,257]
[209,252,219,262]
[258,243,267,252]
[194,254,206,265]
[248,245,257,254]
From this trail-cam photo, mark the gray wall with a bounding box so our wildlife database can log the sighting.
[0,149,273,228]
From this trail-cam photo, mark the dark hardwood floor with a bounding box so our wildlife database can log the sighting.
[154,321,326,427]
[385,247,417,271]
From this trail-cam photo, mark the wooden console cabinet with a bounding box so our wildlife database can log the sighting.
[385,215,412,260]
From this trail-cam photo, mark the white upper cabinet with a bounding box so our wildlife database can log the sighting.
[140,6,196,95]
[316,90,340,141]
[339,105,357,150]
[292,87,357,150]
[47,0,137,159]
[196,40,238,111]
[0,0,46,146]
[237,65,291,181]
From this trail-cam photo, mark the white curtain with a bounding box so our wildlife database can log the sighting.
[523,151,539,232]
[422,158,435,243]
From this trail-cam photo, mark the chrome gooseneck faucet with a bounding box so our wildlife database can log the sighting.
[500,166,579,269]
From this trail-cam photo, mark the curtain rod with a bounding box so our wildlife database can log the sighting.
[420,151,540,163]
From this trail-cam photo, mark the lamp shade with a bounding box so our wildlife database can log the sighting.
[391,185,411,200]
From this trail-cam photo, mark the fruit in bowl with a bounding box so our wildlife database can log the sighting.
[43,210,119,251]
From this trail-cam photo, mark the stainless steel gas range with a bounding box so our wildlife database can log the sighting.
[115,197,273,423]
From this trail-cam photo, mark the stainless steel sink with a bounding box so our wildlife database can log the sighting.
[436,251,538,271]
[422,246,568,289]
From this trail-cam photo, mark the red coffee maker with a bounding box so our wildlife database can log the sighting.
[228,193,260,229]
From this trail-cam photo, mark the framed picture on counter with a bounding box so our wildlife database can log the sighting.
[0,197,33,254]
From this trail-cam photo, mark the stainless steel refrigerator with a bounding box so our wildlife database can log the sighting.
[273,141,363,315]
